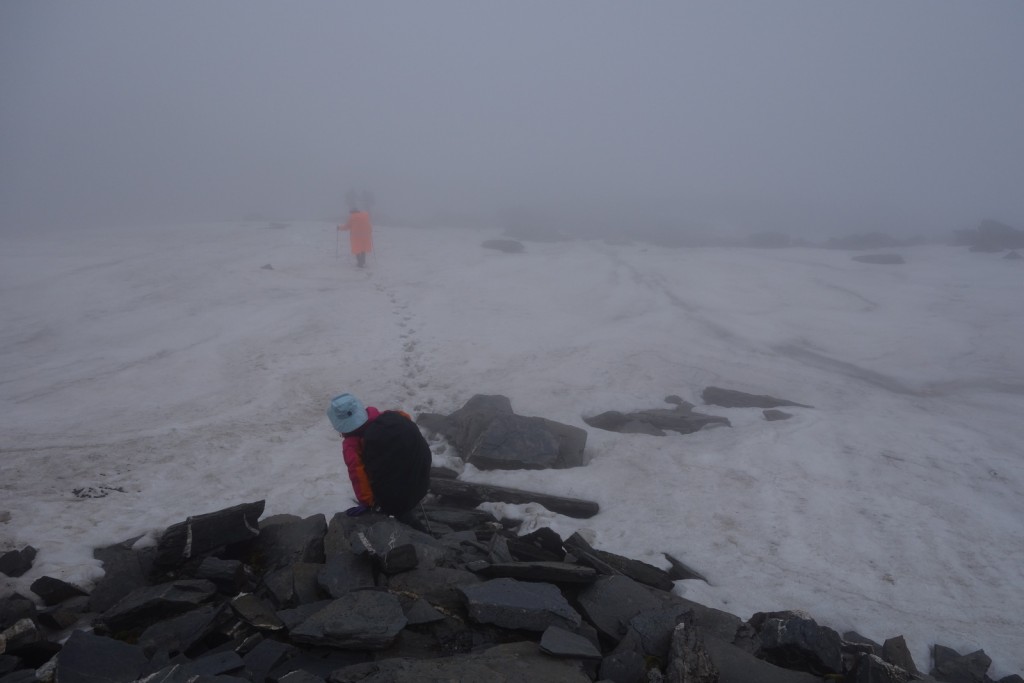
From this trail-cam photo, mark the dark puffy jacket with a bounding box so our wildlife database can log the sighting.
[360,411,432,515]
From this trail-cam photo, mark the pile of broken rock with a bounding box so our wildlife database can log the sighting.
[2,498,1019,683]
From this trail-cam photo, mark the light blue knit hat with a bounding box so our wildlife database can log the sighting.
[327,393,369,434]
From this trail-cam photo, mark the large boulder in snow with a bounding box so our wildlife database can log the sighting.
[417,394,588,469]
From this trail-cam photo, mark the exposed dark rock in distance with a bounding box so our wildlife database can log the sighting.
[702,386,813,409]
[852,253,905,264]
[481,239,525,253]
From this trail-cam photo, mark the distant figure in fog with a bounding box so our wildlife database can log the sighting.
[338,208,373,267]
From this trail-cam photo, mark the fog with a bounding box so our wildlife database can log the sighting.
[2,1,1023,237]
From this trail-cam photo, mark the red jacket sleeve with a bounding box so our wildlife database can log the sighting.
[342,435,375,507]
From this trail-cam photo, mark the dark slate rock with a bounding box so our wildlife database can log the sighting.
[263,563,325,608]
[241,638,298,683]
[482,561,597,584]
[184,650,245,677]
[89,538,155,613]
[0,655,21,676]
[997,676,1024,683]
[38,595,90,630]
[843,631,882,655]
[852,253,905,264]
[386,567,481,611]
[290,591,406,649]
[583,404,730,436]
[702,386,813,409]
[592,548,674,591]
[930,647,992,683]
[0,594,36,631]
[271,650,371,681]
[98,579,218,633]
[230,593,285,631]
[0,547,37,578]
[323,512,357,556]
[458,578,581,632]
[29,576,88,606]
[155,501,265,566]
[704,636,822,683]
[291,563,325,605]
[468,413,561,470]
[54,630,149,683]
[403,599,445,626]
[763,409,793,421]
[420,506,499,531]
[0,618,44,656]
[665,612,718,683]
[664,552,710,583]
[329,641,590,682]
[276,600,333,631]
[277,671,326,683]
[622,604,693,662]
[932,644,961,669]
[512,527,566,561]
[539,625,602,660]
[486,534,515,564]
[254,514,327,570]
[194,557,245,595]
[562,532,621,576]
[752,611,844,676]
[536,417,589,468]
[350,518,447,567]
[576,574,677,641]
[136,603,226,656]
[850,652,914,683]
[316,553,375,599]
[598,648,646,683]
[882,634,917,674]
[0,671,37,683]
[378,544,418,575]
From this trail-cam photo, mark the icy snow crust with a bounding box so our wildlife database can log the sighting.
[1,222,1022,677]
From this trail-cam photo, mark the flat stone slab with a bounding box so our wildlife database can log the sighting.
[540,625,602,659]
[329,641,591,682]
[458,578,581,632]
[54,630,149,683]
[98,579,218,633]
[481,561,598,584]
[290,591,406,649]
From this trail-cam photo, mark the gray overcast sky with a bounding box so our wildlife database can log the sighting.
[2,1,1022,236]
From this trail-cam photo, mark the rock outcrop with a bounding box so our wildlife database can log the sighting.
[3,499,1017,682]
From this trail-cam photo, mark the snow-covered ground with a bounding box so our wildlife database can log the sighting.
[2,221,1022,677]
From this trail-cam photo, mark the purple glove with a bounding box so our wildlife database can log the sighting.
[345,504,371,517]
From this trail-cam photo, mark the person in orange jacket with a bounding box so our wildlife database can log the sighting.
[338,208,373,267]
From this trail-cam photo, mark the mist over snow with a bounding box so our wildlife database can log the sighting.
[1,2,1023,236]
[2,2,1024,678]
[2,222,1023,677]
